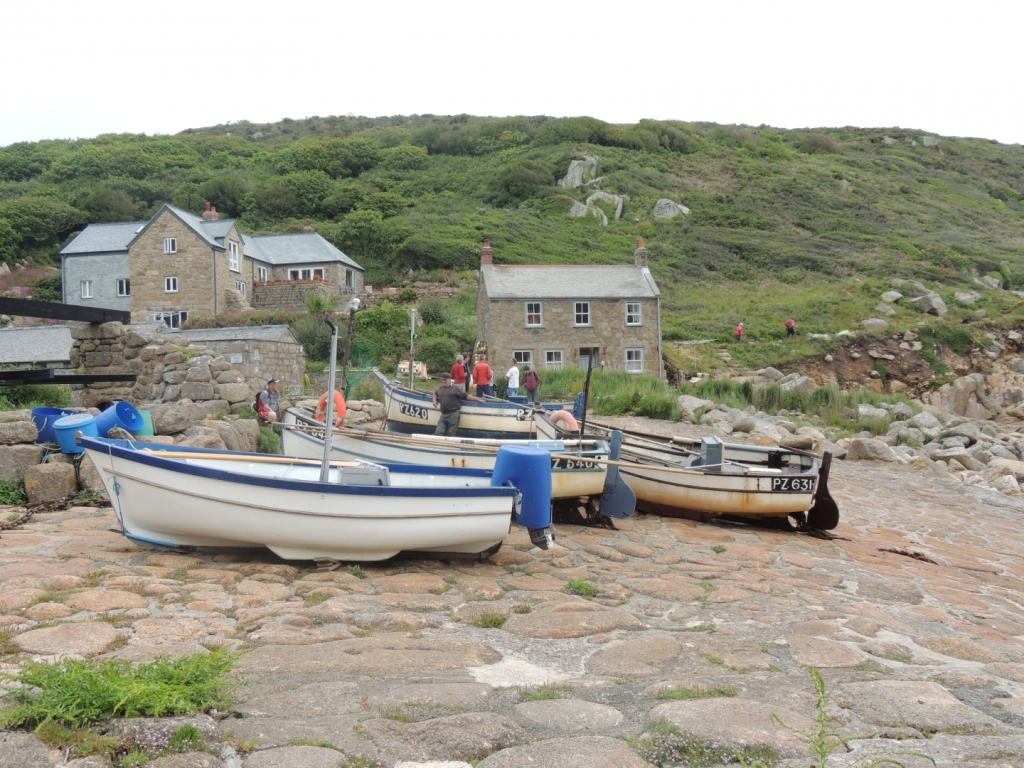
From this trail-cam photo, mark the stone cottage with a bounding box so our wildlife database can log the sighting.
[476,239,663,377]
[61,205,364,325]
[172,325,305,397]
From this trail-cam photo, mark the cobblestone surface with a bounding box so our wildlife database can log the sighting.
[1,416,1023,766]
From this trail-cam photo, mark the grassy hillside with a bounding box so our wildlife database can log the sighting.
[2,114,1023,349]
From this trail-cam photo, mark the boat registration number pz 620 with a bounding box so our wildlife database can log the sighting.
[399,403,430,421]
[771,477,815,492]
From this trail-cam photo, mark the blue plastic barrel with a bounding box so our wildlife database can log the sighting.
[508,395,527,405]
[137,410,155,437]
[32,407,76,444]
[53,413,99,454]
[491,445,552,530]
[93,401,144,437]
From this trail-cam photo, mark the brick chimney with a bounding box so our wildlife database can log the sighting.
[303,219,315,233]
[480,239,493,265]
[634,237,649,268]
[202,202,219,221]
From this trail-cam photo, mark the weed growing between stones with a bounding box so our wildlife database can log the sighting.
[678,622,716,632]
[629,719,779,767]
[0,630,21,656]
[0,477,28,505]
[520,684,571,701]
[653,685,736,700]
[472,612,507,629]
[513,604,532,614]
[348,564,365,579]
[287,738,338,748]
[711,544,727,554]
[35,721,216,766]
[377,708,415,723]
[564,578,596,598]
[0,648,239,728]
[764,668,936,768]
[304,592,332,607]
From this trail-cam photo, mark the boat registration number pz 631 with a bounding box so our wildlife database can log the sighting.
[771,477,816,492]
[399,403,430,420]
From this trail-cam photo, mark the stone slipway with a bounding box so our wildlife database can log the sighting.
[1,417,1024,767]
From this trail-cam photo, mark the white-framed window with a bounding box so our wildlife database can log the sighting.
[164,276,178,293]
[512,350,533,367]
[525,301,542,327]
[116,278,130,297]
[258,266,268,283]
[346,269,355,289]
[544,350,563,370]
[626,301,642,326]
[80,280,93,299]
[626,348,644,374]
[163,237,177,254]
[235,280,246,296]
[574,301,590,326]
[289,267,325,281]
[228,241,240,272]
[155,311,188,329]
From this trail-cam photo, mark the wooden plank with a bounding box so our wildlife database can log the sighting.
[0,297,131,324]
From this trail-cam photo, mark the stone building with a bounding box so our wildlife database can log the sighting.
[61,206,363,324]
[173,325,305,398]
[0,325,73,369]
[476,239,663,378]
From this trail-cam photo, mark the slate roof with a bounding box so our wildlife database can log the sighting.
[60,221,147,255]
[246,233,362,270]
[174,325,299,344]
[481,264,660,300]
[0,325,73,364]
[200,219,237,241]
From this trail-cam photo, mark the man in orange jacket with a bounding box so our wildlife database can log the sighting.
[472,354,494,397]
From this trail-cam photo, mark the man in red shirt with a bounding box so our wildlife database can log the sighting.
[451,354,468,392]
[472,354,494,397]
[735,323,744,343]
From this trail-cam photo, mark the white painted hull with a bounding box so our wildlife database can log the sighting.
[84,438,516,562]
[281,410,608,499]
[536,412,819,519]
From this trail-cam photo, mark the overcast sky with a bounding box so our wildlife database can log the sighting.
[2,0,1021,147]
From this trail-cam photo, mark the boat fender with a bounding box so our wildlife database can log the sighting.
[491,445,553,548]
[550,410,579,432]
[315,391,347,427]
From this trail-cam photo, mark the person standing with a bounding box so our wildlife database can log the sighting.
[735,323,744,343]
[432,374,484,436]
[523,365,541,404]
[472,353,493,397]
[256,378,281,424]
[451,354,468,392]
[505,357,520,397]
[785,317,796,338]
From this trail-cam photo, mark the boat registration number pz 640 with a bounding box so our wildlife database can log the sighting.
[399,403,430,421]
[771,477,816,492]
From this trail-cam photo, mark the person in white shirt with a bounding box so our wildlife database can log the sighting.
[505,358,520,397]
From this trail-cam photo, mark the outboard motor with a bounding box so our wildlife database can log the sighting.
[491,445,554,549]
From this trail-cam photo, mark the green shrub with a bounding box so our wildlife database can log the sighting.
[292,314,336,362]
[753,383,784,412]
[417,337,458,377]
[0,382,71,409]
[257,427,280,454]
[417,296,449,325]
[0,478,28,505]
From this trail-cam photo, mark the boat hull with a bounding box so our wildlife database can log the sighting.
[84,438,517,562]
[536,411,821,520]
[282,410,608,499]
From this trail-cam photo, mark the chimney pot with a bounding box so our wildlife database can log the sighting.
[634,237,649,268]
[480,238,493,265]
[202,202,219,221]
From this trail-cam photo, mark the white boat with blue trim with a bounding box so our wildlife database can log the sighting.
[281,406,610,500]
[376,371,576,439]
[82,436,552,562]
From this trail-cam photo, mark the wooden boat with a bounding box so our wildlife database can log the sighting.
[376,371,576,439]
[281,406,610,500]
[82,436,546,562]
[535,411,839,529]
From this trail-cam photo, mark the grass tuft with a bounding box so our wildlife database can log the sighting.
[0,648,240,728]
[563,578,596,598]
[653,685,736,700]
[472,612,507,629]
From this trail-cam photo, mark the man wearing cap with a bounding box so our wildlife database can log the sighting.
[257,378,281,424]
[432,374,484,436]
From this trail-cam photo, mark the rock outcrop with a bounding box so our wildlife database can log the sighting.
[653,199,691,218]
[557,155,598,188]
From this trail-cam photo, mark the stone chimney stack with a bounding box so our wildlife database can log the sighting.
[480,239,494,265]
[202,202,219,221]
[634,237,649,267]
[303,219,315,233]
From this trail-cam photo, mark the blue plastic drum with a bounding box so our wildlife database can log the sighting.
[32,407,76,443]
[93,401,144,437]
[491,445,552,530]
[53,413,99,454]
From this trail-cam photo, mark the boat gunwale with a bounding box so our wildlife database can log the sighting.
[82,437,519,499]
